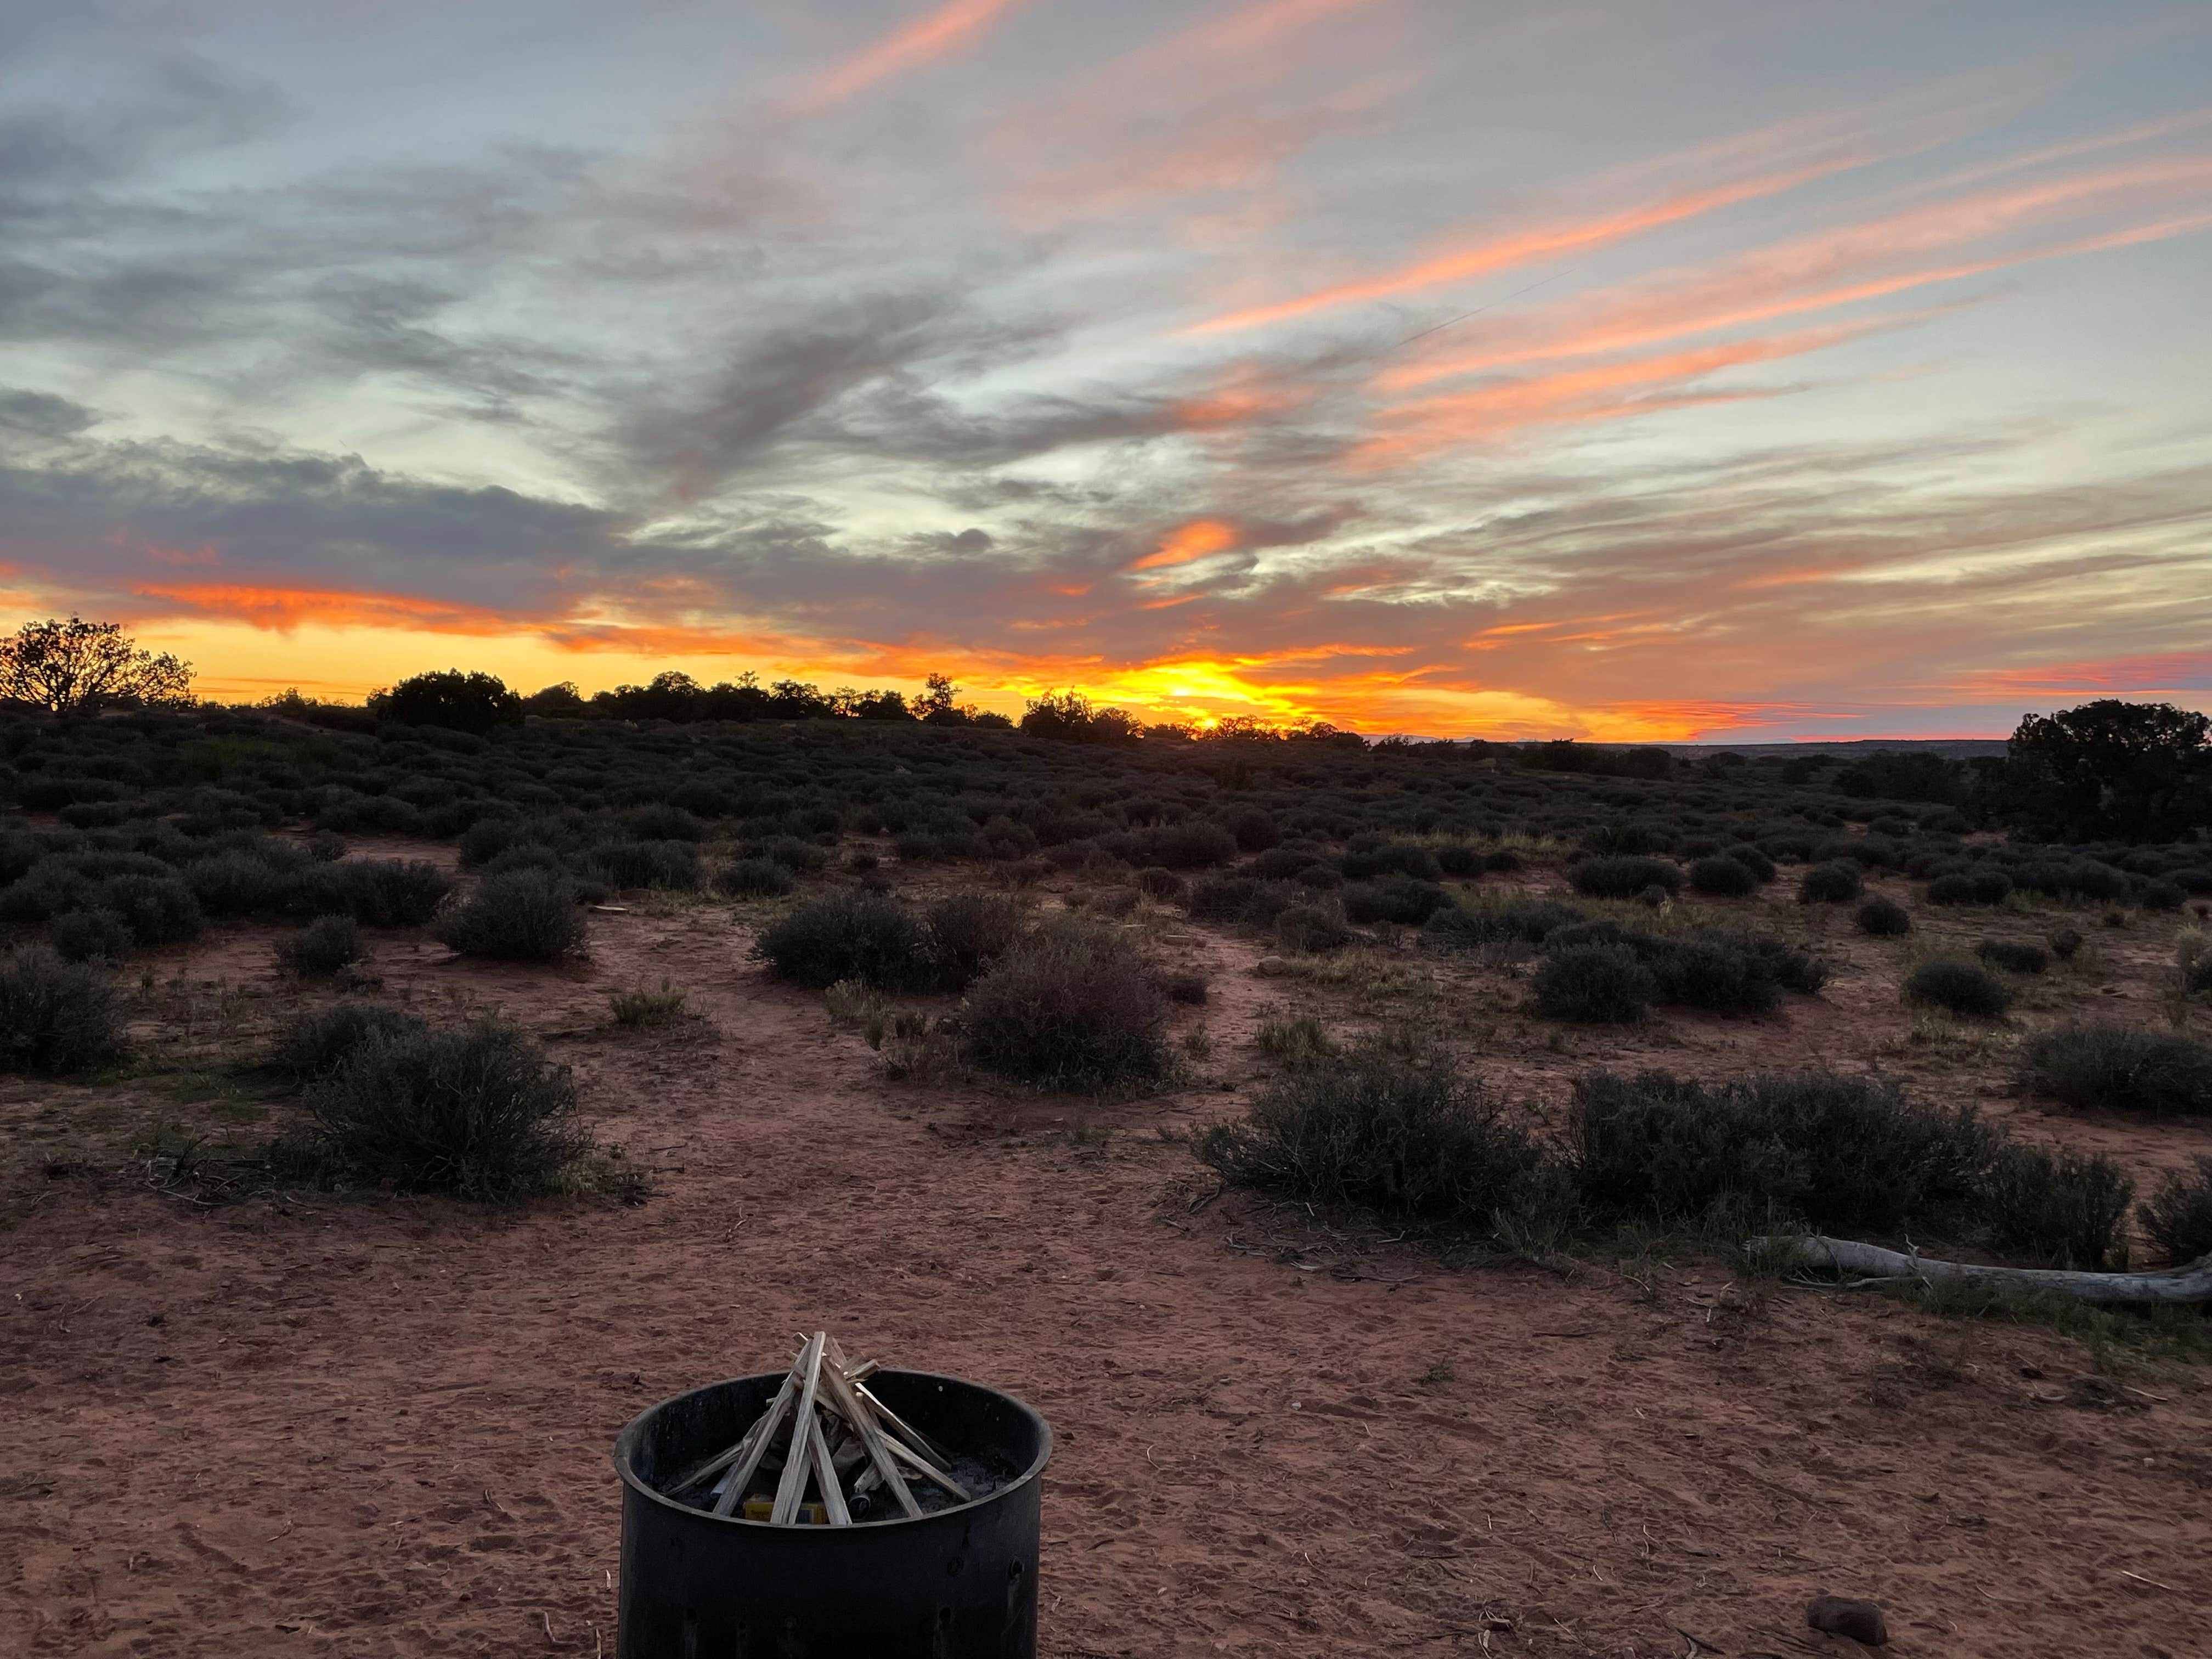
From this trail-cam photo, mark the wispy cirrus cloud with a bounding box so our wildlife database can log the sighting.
[783,0,1033,115]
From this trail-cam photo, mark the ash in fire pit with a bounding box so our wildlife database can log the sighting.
[656,1332,1008,1524]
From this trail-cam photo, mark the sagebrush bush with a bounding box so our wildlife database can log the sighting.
[1532,944,1654,1022]
[1567,856,1682,900]
[610,982,687,1025]
[1797,861,1862,904]
[1571,1070,1990,1236]
[1688,855,1759,896]
[1136,865,1183,901]
[2048,925,2084,961]
[1927,869,2013,906]
[0,946,121,1074]
[756,892,937,990]
[924,892,1024,990]
[2020,1024,2212,1117]
[1723,844,1778,882]
[1976,938,2048,975]
[52,907,131,962]
[962,921,1169,1089]
[1979,1142,2132,1269]
[1903,958,2013,1017]
[303,1018,591,1200]
[716,857,795,898]
[92,873,204,945]
[274,1002,430,1080]
[335,859,453,926]
[2140,1157,2212,1265]
[1855,895,1911,936]
[1423,898,1585,955]
[1275,903,1352,953]
[280,914,366,977]
[436,868,585,961]
[1341,876,1450,925]
[1200,1036,1543,1224]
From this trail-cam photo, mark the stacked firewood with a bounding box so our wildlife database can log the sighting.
[658,1334,969,1525]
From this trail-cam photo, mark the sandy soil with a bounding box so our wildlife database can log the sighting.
[5,857,2212,1658]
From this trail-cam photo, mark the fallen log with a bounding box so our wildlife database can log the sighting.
[1753,1235,2212,1305]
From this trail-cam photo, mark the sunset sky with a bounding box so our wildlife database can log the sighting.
[3,1,2209,738]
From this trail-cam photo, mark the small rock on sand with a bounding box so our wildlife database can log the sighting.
[1806,1594,1887,1646]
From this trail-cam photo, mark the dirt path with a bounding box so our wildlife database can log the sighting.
[5,901,2210,1657]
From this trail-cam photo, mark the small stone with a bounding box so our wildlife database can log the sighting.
[1255,955,1289,976]
[1807,1594,1887,1646]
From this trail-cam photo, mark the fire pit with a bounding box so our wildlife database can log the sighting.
[614,1341,1051,1658]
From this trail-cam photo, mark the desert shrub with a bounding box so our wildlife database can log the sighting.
[1184,876,1261,922]
[52,907,132,962]
[91,873,203,945]
[1797,861,1862,904]
[182,849,296,916]
[755,892,935,991]
[1424,898,1586,954]
[2048,926,2083,961]
[1723,844,1777,882]
[279,915,366,977]
[716,857,795,898]
[273,1003,430,1080]
[1640,935,1784,1016]
[626,803,708,841]
[1341,876,1449,925]
[1976,938,2048,975]
[336,859,452,926]
[307,830,347,861]
[2140,1158,2212,1264]
[1927,869,2012,906]
[1432,842,1480,877]
[302,1018,589,1201]
[2019,1024,2212,1118]
[1532,944,1654,1023]
[1688,855,1759,896]
[1571,1070,1990,1236]
[610,982,687,1025]
[1225,808,1279,851]
[924,892,1025,990]
[1856,895,1911,936]
[1567,856,1681,900]
[435,868,584,961]
[1124,821,1238,870]
[0,946,121,1074]
[1340,840,1443,882]
[1295,862,1344,890]
[762,836,831,873]
[586,838,700,890]
[1903,958,2013,1018]
[2138,878,2185,913]
[962,922,1170,1089]
[1156,968,1210,1005]
[1199,1036,1543,1225]
[1274,903,1352,953]
[1250,845,1322,881]
[1483,847,1525,873]
[1979,1142,2132,1270]
[1135,866,1183,901]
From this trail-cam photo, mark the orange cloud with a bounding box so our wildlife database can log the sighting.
[788,0,1029,113]
[131,582,519,636]
[1129,519,1241,571]
[1954,651,2212,696]
[1188,160,1857,335]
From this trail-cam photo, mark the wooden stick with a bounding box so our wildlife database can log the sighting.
[672,1370,797,1496]
[819,1338,923,1520]
[854,1383,956,1476]
[710,1370,799,1518]
[884,1431,970,1502]
[808,1403,851,1525]
[769,1334,829,1525]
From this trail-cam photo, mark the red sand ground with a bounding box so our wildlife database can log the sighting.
[6,863,2212,1657]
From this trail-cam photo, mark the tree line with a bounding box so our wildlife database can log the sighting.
[2,615,2205,844]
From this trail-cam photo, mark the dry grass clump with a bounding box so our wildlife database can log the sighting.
[962,920,1170,1090]
[611,981,687,1025]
